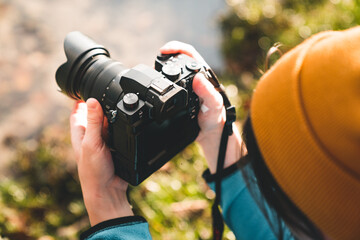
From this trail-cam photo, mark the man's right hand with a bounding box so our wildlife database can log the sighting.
[160,41,244,173]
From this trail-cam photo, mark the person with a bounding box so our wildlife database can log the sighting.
[70,45,285,240]
[70,26,360,240]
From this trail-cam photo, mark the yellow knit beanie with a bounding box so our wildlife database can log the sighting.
[251,26,360,240]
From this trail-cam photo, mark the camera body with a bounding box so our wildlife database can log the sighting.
[109,54,202,185]
[56,32,204,185]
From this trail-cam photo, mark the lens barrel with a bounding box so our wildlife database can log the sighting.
[56,31,126,110]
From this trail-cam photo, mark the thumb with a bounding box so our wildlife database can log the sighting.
[193,73,223,110]
[83,98,105,150]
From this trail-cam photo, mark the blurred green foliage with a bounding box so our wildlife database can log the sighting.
[1,0,360,239]
[220,0,360,88]
[0,130,87,240]
[219,0,360,122]
[129,145,219,240]
[0,129,235,240]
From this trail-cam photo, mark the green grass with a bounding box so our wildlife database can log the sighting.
[0,126,236,240]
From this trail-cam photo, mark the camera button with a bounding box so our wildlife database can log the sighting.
[162,64,181,81]
[180,79,187,88]
[157,54,172,61]
[186,61,201,72]
[123,93,139,110]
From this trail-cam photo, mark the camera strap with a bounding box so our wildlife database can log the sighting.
[202,68,236,240]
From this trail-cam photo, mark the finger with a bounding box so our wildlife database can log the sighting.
[102,115,109,143]
[160,41,196,57]
[82,98,105,151]
[192,72,223,110]
[160,41,208,67]
[70,101,87,159]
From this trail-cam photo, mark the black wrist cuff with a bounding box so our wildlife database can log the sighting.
[202,155,249,183]
[80,216,147,240]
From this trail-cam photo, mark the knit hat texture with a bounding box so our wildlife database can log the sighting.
[251,26,360,240]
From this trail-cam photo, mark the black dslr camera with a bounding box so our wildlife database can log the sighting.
[56,32,208,185]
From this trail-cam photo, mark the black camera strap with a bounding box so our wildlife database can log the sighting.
[203,68,236,240]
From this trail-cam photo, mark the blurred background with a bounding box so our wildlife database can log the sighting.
[0,0,359,239]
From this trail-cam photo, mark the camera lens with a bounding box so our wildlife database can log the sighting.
[56,31,127,111]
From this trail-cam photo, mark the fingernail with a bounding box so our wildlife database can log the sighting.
[200,104,209,113]
[86,98,97,110]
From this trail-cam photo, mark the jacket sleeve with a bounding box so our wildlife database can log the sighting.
[80,216,152,240]
[203,163,294,240]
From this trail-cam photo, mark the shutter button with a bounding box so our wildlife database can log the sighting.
[186,61,201,72]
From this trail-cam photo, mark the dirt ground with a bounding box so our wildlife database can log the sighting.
[0,0,227,176]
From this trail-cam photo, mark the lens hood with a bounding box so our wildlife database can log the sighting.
[56,31,110,99]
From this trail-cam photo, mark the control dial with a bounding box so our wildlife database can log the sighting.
[156,53,173,61]
[123,93,139,110]
[186,61,201,72]
[162,64,181,81]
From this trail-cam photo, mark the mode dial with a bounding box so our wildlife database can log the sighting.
[162,64,181,81]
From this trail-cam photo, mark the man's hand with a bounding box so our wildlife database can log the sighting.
[160,41,244,173]
[70,98,133,226]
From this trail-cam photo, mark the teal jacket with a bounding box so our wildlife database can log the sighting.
[80,164,294,239]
